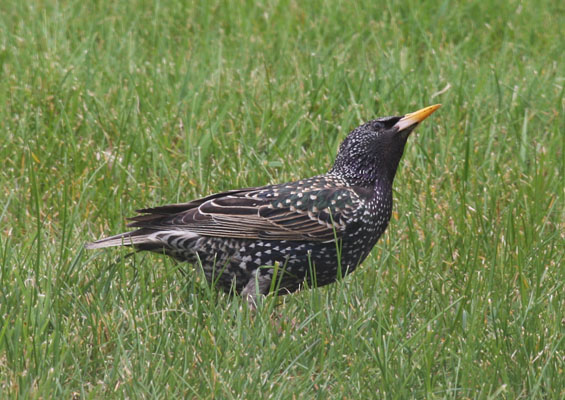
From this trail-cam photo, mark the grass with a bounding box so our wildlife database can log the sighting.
[0,0,563,398]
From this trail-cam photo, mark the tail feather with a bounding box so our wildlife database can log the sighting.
[85,230,152,250]
[86,229,200,251]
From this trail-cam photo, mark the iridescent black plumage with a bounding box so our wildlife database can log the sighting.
[87,105,440,305]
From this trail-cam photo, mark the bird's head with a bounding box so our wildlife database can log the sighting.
[330,104,441,187]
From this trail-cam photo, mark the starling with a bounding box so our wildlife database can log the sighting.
[87,104,441,306]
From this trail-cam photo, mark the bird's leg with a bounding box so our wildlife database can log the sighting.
[241,268,272,310]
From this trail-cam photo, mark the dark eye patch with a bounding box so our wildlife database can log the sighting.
[376,116,401,127]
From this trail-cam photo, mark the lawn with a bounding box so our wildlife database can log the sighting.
[0,0,563,398]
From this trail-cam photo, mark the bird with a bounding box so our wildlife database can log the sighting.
[86,104,441,307]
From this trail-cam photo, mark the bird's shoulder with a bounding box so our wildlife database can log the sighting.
[252,174,372,219]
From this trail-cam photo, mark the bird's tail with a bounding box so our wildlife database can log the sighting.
[85,230,154,250]
[86,229,200,252]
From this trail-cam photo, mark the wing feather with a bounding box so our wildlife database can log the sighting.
[127,183,362,242]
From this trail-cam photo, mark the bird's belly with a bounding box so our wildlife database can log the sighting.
[166,235,385,295]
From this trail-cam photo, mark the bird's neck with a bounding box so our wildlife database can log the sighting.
[329,164,397,190]
[329,140,408,189]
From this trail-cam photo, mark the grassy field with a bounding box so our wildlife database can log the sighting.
[0,0,563,398]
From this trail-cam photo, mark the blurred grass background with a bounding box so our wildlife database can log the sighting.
[0,0,563,398]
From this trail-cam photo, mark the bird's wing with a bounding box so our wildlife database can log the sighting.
[127,185,362,242]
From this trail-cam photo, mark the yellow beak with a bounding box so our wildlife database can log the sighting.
[393,104,441,131]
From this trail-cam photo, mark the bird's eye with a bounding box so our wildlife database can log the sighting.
[376,116,401,128]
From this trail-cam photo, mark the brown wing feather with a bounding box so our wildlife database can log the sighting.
[128,185,359,242]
